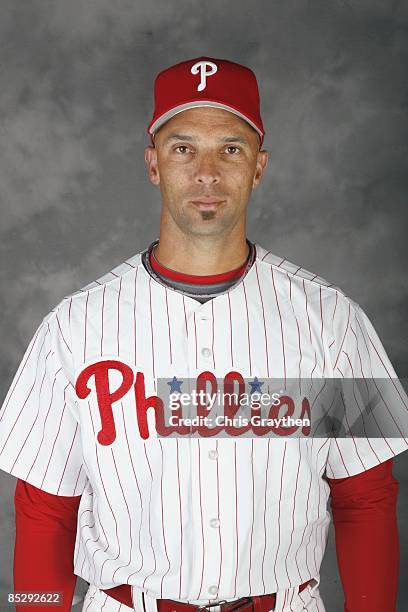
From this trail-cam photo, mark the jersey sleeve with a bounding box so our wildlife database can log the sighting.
[325,296,408,479]
[0,302,88,496]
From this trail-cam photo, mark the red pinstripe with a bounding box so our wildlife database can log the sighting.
[84,590,96,610]
[101,286,106,356]
[158,439,171,597]
[84,291,89,363]
[75,401,96,573]
[164,289,173,365]
[74,498,92,572]
[333,301,351,370]
[228,294,233,367]
[111,441,134,581]
[271,266,286,383]
[319,288,326,376]
[331,434,351,477]
[133,268,139,366]
[73,463,84,495]
[215,439,223,596]
[255,262,270,377]
[350,327,370,395]
[337,387,366,474]
[97,447,122,583]
[141,445,157,589]
[196,439,205,600]
[304,439,319,579]
[176,439,184,599]
[248,439,255,593]
[233,441,239,599]
[242,281,252,377]
[148,278,156,387]
[182,295,188,338]
[287,274,303,392]
[311,441,331,576]
[331,291,338,323]
[78,403,108,583]
[260,439,270,592]
[285,441,302,585]
[211,300,216,369]
[55,312,72,354]
[302,281,318,380]
[294,442,313,578]
[117,278,122,356]
[194,311,198,371]
[122,399,144,581]
[273,443,288,585]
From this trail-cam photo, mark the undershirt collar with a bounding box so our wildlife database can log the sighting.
[149,242,250,284]
[141,239,256,304]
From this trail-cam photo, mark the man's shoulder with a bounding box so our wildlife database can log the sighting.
[70,249,146,299]
[38,248,145,332]
[41,249,146,328]
[254,242,344,294]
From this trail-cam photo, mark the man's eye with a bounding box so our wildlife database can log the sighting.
[225,146,240,154]
[175,145,190,154]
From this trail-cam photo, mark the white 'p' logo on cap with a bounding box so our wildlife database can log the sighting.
[191,61,218,91]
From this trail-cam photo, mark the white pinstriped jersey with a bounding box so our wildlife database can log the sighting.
[1,241,407,611]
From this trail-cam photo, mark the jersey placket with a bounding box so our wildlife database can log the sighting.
[187,301,223,602]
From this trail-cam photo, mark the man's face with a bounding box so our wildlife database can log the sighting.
[144,107,268,239]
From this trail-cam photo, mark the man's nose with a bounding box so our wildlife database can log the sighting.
[194,154,220,184]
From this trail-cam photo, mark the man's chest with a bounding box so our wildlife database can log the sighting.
[66,270,335,467]
[69,268,333,384]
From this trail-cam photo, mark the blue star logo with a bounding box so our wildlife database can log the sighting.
[168,376,183,393]
[249,377,264,394]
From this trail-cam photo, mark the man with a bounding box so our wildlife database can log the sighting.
[1,57,407,612]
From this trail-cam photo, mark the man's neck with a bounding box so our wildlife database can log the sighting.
[152,235,250,276]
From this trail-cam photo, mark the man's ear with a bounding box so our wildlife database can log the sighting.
[144,146,160,185]
[252,150,269,188]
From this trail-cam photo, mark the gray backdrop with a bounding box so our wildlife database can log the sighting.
[0,0,407,610]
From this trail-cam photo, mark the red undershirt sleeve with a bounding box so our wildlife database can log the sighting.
[327,458,399,612]
[13,478,81,612]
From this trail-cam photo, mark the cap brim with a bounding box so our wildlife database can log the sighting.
[149,101,264,140]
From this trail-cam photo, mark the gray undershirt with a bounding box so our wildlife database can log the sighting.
[141,239,256,304]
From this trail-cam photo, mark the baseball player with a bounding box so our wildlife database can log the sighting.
[1,57,408,612]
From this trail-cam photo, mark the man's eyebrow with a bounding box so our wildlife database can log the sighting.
[164,134,194,143]
[163,134,250,145]
[221,136,249,145]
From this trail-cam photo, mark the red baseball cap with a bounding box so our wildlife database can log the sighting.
[147,56,265,147]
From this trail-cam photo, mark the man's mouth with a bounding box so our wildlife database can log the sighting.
[190,198,226,209]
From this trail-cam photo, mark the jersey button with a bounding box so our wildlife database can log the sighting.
[201,347,212,358]
[208,586,218,596]
[210,518,220,528]
[208,450,218,460]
